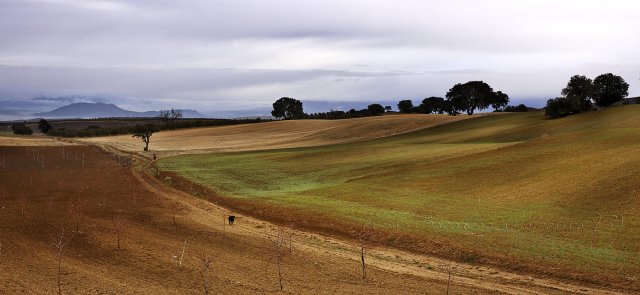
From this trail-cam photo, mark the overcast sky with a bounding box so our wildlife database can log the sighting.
[1,0,639,118]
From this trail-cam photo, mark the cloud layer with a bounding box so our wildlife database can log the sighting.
[1,0,639,117]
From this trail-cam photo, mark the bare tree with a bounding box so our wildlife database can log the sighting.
[112,214,127,249]
[68,197,86,233]
[197,254,213,295]
[159,108,183,123]
[159,109,171,123]
[170,108,183,121]
[53,226,73,295]
[443,262,456,295]
[271,227,288,291]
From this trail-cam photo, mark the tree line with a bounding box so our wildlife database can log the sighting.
[45,118,268,137]
[272,80,516,120]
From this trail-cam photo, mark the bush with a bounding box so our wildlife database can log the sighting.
[503,104,529,112]
[12,123,33,135]
[545,97,585,118]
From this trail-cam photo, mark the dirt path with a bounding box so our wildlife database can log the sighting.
[98,142,626,295]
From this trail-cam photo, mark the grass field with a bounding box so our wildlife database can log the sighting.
[158,105,640,288]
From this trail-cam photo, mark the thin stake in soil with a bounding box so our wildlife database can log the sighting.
[357,226,369,280]
[112,214,127,249]
[68,197,86,233]
[444,262,456,295]
[20,194,26,215]
[171,202,178,227]
[179,240,186,268]
[198,254,213,295]
[271,227,288,291]
[53,226,74,295]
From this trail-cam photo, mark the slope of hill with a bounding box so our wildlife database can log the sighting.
[33,102,203,118]
[157,105,640,290]
[78,113,479,155]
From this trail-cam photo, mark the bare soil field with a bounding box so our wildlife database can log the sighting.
[0,144,621,294]
[78,114,477,157]
[0,135,77,146]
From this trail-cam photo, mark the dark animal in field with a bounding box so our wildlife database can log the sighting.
[228,215,235,225]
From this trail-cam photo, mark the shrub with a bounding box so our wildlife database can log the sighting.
[12,123,33,135]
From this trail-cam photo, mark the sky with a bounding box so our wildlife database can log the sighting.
[1,0,639,118]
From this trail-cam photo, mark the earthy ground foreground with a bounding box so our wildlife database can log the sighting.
[78,114,476,157]
[0,143,624,293]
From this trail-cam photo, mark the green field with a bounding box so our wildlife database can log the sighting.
[158,105,640,284]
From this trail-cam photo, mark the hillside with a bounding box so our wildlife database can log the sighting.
[157,105,640,290]
[78,114,479,156]
[2,144,604,294]
[33,102,203,119]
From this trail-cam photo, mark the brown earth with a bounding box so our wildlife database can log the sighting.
[78,114,479,157]
[0,143,628,294]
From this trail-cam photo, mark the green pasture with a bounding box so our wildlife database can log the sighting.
[158,105,640,279]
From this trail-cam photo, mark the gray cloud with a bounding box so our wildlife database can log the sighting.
[1,0,639,119]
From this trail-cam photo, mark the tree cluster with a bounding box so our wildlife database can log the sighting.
[503,104,529,112]
[444,81,509,115]
[273,97,387,120]
[11,122,33,135]
[306,107,382,119]
[392,82,510,116]
[545,73,629,118]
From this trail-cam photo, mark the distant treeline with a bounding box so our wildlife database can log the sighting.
[271,80,537,120]
[47,118,269,137]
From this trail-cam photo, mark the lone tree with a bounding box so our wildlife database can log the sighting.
[159,108,183,123]
[592,73,629,107]
[445,81,500,115]
[132,124,159,151]
[367,104,385,116]
[561,75,594,111]
[397,100,414,113]
[384,105,392,112]
[271,97,304,119]
[38,119,53,134]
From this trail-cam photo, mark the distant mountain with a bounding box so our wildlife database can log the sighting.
[33,102,204,119]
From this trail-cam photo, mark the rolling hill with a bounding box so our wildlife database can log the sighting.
[157,105,640,290]
[78,113,479,156]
